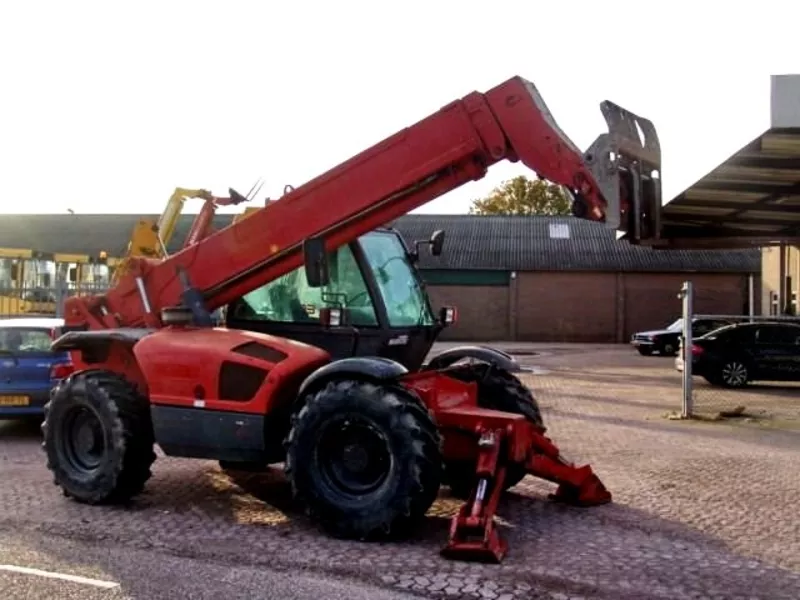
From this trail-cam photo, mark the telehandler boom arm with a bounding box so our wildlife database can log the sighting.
[63,76,660,331]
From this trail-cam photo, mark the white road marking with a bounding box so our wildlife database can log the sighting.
[0,564,120,589]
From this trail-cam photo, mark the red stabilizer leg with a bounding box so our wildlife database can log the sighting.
[441,429,509,563]
[526,435,612,506]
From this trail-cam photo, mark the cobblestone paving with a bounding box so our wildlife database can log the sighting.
[1,345,798,599]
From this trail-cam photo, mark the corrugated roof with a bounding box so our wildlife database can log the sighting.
[0,213,760,273]
[651,75,800,249]
[392,215,760,273]
[658,128,800,246]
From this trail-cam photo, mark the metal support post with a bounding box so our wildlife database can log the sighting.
[748,274,755,322]
[779,243,787,315]
[55,278,68,318]
[679,281,693,418]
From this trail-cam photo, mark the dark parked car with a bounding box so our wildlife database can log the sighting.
[631,317,736,357]
[675,321,800,387]
[0,317,74,419]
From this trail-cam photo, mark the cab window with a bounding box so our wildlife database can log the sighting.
[232,244,379,327]
[359,231,435,328]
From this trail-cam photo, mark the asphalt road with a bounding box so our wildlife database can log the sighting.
[0,528,422,600]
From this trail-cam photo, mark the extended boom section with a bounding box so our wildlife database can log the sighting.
[61,76,660,332]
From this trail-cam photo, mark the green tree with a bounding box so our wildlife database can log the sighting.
[469,175,571,216]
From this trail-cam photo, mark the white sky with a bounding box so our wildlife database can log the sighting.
[1,1,798,216]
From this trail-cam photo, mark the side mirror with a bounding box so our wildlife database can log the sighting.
[303,237,330,288]
[412,229,446,262]
[430,229,445,256]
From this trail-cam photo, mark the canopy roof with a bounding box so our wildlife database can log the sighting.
[653,75,800,249]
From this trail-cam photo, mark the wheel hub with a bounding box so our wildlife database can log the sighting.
[342,443,370,473]
[723,362,747,385]
[318,417,392,496]
[63,407,106,472]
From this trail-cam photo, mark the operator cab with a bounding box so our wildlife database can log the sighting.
[224,227,453,371]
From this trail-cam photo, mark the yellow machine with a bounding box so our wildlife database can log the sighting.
[0,183,268,316]
[0,248,113,317]
[111,188,215,284]
[112,183,264,284]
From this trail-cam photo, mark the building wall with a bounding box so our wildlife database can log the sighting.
[761,245,800,315]
[427,285,510,340]
[515,272,618,342]
[427,270,758,342]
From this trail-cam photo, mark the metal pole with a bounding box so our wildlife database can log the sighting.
[55,278,67,318]
[680,281,693,418]
[748,274,755,322]
[779,243,787,315]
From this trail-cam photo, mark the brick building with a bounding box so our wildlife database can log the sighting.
[0,213,761,342]
[394,215,761,342]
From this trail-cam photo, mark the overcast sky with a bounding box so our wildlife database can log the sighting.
[1,1,798,216]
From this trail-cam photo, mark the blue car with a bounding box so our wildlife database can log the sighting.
[0,317,74,419]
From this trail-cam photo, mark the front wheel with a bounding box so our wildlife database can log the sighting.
[42,370,156,504]
[284,380,442,540]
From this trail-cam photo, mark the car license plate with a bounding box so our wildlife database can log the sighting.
[0,395,30,406]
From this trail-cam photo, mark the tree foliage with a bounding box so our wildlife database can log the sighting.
[469,175,571,216]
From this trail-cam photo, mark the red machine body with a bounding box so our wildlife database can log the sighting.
[49,75,659,563]
[133,328,330,415]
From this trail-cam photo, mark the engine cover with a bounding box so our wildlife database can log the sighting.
[133,326,331,415]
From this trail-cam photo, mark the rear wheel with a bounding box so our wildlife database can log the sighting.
[284,379,442,540]
[442,363,544,498]
[715,360,750,388]
[42,370,156,504]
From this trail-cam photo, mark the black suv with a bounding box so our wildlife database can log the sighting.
[676,321,800,387]
[631,317,736,357]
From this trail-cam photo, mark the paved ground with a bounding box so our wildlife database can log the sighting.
[1,344,798,599]
[0,529,421,600]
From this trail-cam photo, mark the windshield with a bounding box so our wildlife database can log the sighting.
[666,318,683,331]
[359,231,435,328]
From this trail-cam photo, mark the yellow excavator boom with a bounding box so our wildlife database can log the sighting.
[112,188,217,284]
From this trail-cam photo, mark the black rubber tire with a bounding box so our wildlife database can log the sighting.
[442,363,544,498]
[637,347,653,356]
[284,379,442,540]
[659,342,677,357]
[42,370,156,504]
[716,359,750,388]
